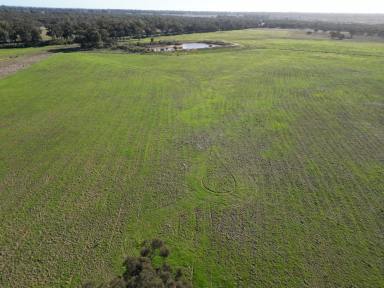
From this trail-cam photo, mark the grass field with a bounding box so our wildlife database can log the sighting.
[0,29,383,287]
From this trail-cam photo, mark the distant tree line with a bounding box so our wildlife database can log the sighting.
[1,6,384,48]
[261,19,384,39]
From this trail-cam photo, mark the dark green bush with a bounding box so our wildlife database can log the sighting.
[84,239,192,288]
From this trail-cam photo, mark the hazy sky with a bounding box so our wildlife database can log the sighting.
[1,0,384,13]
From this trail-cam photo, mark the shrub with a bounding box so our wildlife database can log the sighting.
[159,246,170,258]
[84,239,192,288]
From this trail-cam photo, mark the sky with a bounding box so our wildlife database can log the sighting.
[1,0,384,14]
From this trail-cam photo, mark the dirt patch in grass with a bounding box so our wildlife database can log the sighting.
[176,132,213,151]
[0,53,51,79]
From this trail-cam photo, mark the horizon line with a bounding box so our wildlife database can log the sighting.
[2,5,384,15]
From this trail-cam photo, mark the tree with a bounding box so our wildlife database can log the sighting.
[88,29,102,47]
[62,22,74,40]
[0,27,9,43]
[75,28,103,48]
[99,28,115,47]
[47,23,63,39]
[31,27,42,44]
[0,21,10,43]
[329,31,345,40]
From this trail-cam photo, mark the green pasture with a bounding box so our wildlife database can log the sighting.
[0,29,383,287]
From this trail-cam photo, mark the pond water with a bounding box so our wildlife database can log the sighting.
[182,43,216,50]
[151,42,218,52]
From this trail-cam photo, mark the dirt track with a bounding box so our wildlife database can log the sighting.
[0,53,50,79]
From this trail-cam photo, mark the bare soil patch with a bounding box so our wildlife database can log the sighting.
[0,53,51,79]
